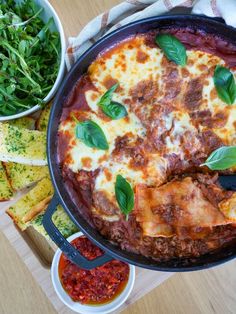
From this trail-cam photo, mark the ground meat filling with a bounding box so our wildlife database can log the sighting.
[129,79,159,105]
[61,167,98,224]
[161,60,182,102]
[92,213,236,261]
[190,109,229,129]
[128,79,159,129]
[93,191,120,216]
[184,78,203,111]
[195,173,233,207]
[199,130,224,155]
[151,204,184,225]
[147,106,174,151]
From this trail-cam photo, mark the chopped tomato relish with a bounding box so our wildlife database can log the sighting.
[58,236,130,304]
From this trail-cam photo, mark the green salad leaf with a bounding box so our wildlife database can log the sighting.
[155,33,187,66]
[0,0,61,116]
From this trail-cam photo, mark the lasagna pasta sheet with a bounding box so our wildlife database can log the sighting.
[135,177,232,237]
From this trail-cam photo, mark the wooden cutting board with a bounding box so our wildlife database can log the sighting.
[0,199,173,313]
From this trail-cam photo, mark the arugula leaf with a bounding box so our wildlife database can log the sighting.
[213,65,236,105]
[0,38,40,89]
[115,175,134,220]
[201,146,236,170]
[31,17,54,47]
[155,34,187,66]
[0,0,60,116]
[75,119,109,150]
[12,7,43,27]
[98,83,128,120]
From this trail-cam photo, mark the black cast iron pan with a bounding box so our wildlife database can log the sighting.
[43,14,236,271]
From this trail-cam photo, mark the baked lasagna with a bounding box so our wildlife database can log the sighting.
[58,28,236,261]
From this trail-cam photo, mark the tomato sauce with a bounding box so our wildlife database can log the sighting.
[58,236,130,304]
[145,28,236,67]
[61,75,96,121]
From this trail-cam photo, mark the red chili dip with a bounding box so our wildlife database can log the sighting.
[58,236,130,304]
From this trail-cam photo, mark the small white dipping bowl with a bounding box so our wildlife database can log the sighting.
[51,232,135,314]
[0,0,66,121]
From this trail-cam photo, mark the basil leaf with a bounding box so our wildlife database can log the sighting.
[98,83,128,120]
[98,83,119,107]
[201,146,236,170]
[155,34,187,66]
[115,175,134,220]
[99,101,128,120]
[75,120,109,150]
[213,65,236,105]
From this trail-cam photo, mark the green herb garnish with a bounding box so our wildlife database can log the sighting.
[201,146,236,170]
[0,0,61,116]
[98,83,128,120]
[75,119,109,150]
[213,65,236,105]
[155,34,187,66]
[115,175,134,220]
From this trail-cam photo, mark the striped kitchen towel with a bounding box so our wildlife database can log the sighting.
[66,0,236,69]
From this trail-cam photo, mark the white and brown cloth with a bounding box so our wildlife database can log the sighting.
[65,0,236,69]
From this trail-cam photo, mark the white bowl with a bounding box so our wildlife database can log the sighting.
[0,0,66,121]
[51,232,135,314]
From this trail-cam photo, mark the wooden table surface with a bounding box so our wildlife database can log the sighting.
[1,1,236,313]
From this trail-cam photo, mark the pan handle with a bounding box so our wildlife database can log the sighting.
[43,194,113,270]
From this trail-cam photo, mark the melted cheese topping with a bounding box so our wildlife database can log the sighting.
[59,34,236,234]
[89,37,164,95]
[165,111,201,156]
[59,110,145,172]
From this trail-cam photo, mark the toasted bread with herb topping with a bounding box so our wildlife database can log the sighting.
[0,123,47,165]
[8,117,35,130]
[6,177,53,230]
[0,162,13,201]
[22,195,52,223]
[36,102,52,132]
[4,162,49,190]
[30,205,78,240]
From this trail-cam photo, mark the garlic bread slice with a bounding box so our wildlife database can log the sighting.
[30,205,78,239]
[6,177,53,230]
[51,205,78,238]
[29,213,49,240]
[0,162,13,201]
[8,117,35,130]
[4,162,49,190]
[36,102,52,132]
[23,195,52,224]
[0,123,47,165]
